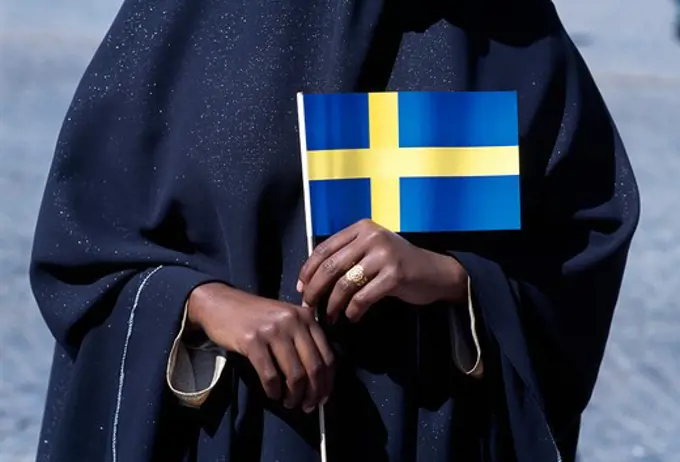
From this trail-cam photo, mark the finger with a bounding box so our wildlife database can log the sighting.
[247,343,282,401]
[346,269,396,322]
[293,327,326,412]
[298,302,317,322]
[326,255,380,323]
[307,322,336,404]
[302,241,365,308]
[270,339,307,409]
[298,224,362,290]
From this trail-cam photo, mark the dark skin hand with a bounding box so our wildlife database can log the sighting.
[187,221,466,412]
[187,283,335,413]
[298,219,468,323]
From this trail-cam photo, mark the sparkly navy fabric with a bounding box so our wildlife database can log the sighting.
[30,1,639,461]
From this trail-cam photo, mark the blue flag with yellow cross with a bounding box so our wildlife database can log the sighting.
[297,91,521,237]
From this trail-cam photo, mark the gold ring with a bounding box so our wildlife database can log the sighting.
[345,264,369,288]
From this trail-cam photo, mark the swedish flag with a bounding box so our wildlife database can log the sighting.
[297,91,521,237]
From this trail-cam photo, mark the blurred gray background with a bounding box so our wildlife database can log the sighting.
[1,1,679,461]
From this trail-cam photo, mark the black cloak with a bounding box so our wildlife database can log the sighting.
[30,1,639,461]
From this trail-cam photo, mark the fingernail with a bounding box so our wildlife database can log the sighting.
[320,396,329,406]
[296,280,304,292]
[303,404,316,414]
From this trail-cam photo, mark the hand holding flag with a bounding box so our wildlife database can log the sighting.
[296,90,520,461]
[297,218,468,323]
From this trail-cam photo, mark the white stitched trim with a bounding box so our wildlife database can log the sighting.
[464,277,484,377]
[111,265,164,462]
[546,421,563,462]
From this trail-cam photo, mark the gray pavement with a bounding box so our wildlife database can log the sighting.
[1,1,123,461]
[1,0,679,460]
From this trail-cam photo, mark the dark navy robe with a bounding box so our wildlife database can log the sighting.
[30,0,639,461]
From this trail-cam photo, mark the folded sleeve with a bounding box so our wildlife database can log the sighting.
[30,262,224,461]
[166,302,228,408]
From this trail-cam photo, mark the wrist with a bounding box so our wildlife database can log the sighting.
[187,282,248,329]
[187,282,224,330]
[430,252,468,303]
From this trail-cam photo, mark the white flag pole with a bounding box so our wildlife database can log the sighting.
[296,92,328,462]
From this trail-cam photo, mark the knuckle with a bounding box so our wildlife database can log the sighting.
[357,218,373,230]
[367,228,388,245]
[314,241,331,258]
[241,331,261,351]
[308,361,324,380]
[321,257,336,274]
[288,370,307,386]
[262,370,279,387]
[277,307,300,328]
[386,262,404,282]
[258,322,279,339]
[352,292,367,308]
[338,277,352,292]
[374,246,392,262]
